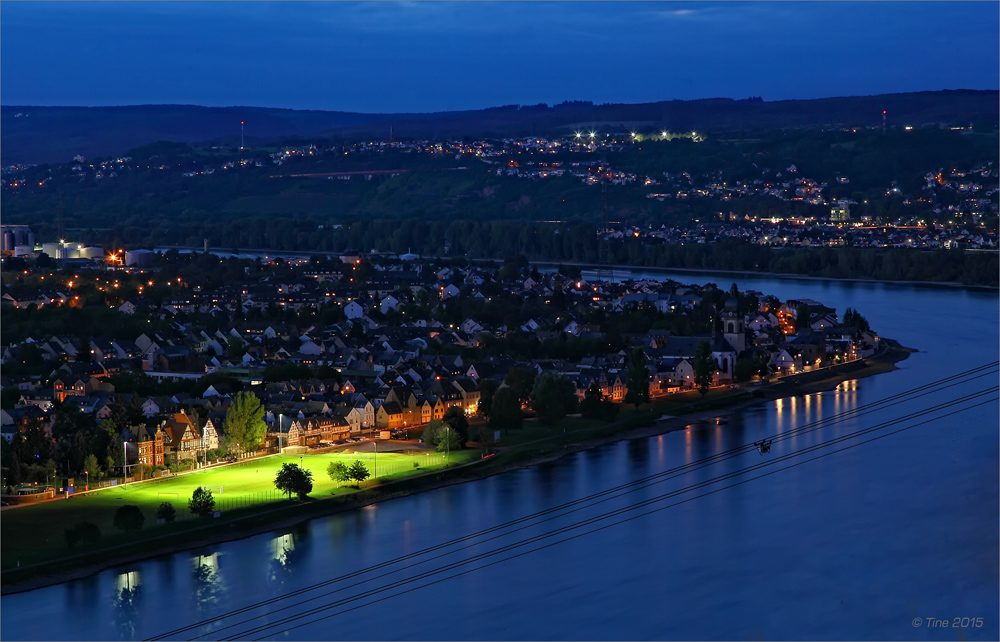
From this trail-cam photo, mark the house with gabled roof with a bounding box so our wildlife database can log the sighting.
[161,411,202,461]
[376,401,405,430]
[132,424,165,466]
[53,377,87,403]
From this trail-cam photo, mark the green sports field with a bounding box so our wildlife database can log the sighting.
[1,449,475,570]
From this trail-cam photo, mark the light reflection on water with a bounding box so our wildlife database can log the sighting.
[2,278,997,641]
[111,570,142,641]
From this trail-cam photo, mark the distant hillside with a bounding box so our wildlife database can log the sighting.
[2,90,997,165]
[0,104,469,165]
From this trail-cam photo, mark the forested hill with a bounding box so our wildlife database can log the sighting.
[3,89,997,165]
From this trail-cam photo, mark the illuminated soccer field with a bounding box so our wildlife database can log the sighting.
[0,449,474,569]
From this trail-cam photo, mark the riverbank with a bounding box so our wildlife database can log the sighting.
[155,246,998,290]
[527,260,999,291]
[0,341,913,595]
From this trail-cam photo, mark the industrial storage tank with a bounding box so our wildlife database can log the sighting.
[80,246,104,260]
[41,242,62,258]
[124,249,156,267]
[66,246,82,259]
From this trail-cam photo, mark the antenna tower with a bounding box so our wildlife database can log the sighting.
[241,121,245,150]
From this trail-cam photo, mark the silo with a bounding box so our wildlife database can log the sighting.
[2,231,14,253]
[125,249,156,267]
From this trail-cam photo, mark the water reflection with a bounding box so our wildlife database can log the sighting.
[111,569,142,640]
[626,438,648,471]
[3,274,996,642]
[191,551,225,616]
[532,462,560,504]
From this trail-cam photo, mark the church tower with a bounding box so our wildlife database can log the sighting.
[721,297,746,353]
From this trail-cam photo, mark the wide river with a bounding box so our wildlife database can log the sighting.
[3,270,998,641]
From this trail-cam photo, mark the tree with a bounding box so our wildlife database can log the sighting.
[623,348,651,407]
[222,391,267,454]
[113,505,145,533]
[327,461,350,488]
[529,373,578,428]
[189,486,216,517]
[100,420,125,475]
[274,462,314,500]
[753,350,771,380]
[842,307,871,332]
[795,303,812,331]
[156,501,177,523]
[421,419,445,448]
[489,386,523,432]
[476,378,497,419]
[734,357,757,383]
[83,453,101,479]
[580,381,605,419]
[441,406,469,444]
[435,426,464,453]
[503,368,536,405]
[347,460,370,487]
[693,340,716,397]
[578,380,618,421]
[736,351,772,382]
[226,337,247,361]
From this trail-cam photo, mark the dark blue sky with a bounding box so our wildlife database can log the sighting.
[2,2,997,113]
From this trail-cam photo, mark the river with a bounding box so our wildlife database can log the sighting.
[2,271,997,641]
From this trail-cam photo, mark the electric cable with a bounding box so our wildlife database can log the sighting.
[232,391,997,640]
[146,362,998,641]
[209,387,997,640]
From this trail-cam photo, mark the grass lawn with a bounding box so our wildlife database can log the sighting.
[1,448,476,571]
[493,387,756,456]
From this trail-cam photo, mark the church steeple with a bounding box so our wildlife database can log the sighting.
[721,297,746,353]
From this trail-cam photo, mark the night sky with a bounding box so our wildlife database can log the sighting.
[2,1,997,113]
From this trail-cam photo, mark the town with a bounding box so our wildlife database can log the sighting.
[1,244,881,495]
[3,129,995,256]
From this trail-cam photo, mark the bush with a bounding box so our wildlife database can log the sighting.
[64,521,101,549]
[156,501,177,523]
[435,428,464,453]
[421,420,444,448]
[113,505,145,532]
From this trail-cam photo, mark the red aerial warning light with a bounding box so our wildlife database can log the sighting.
[882,111,886,115]
[241,121,245,125]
